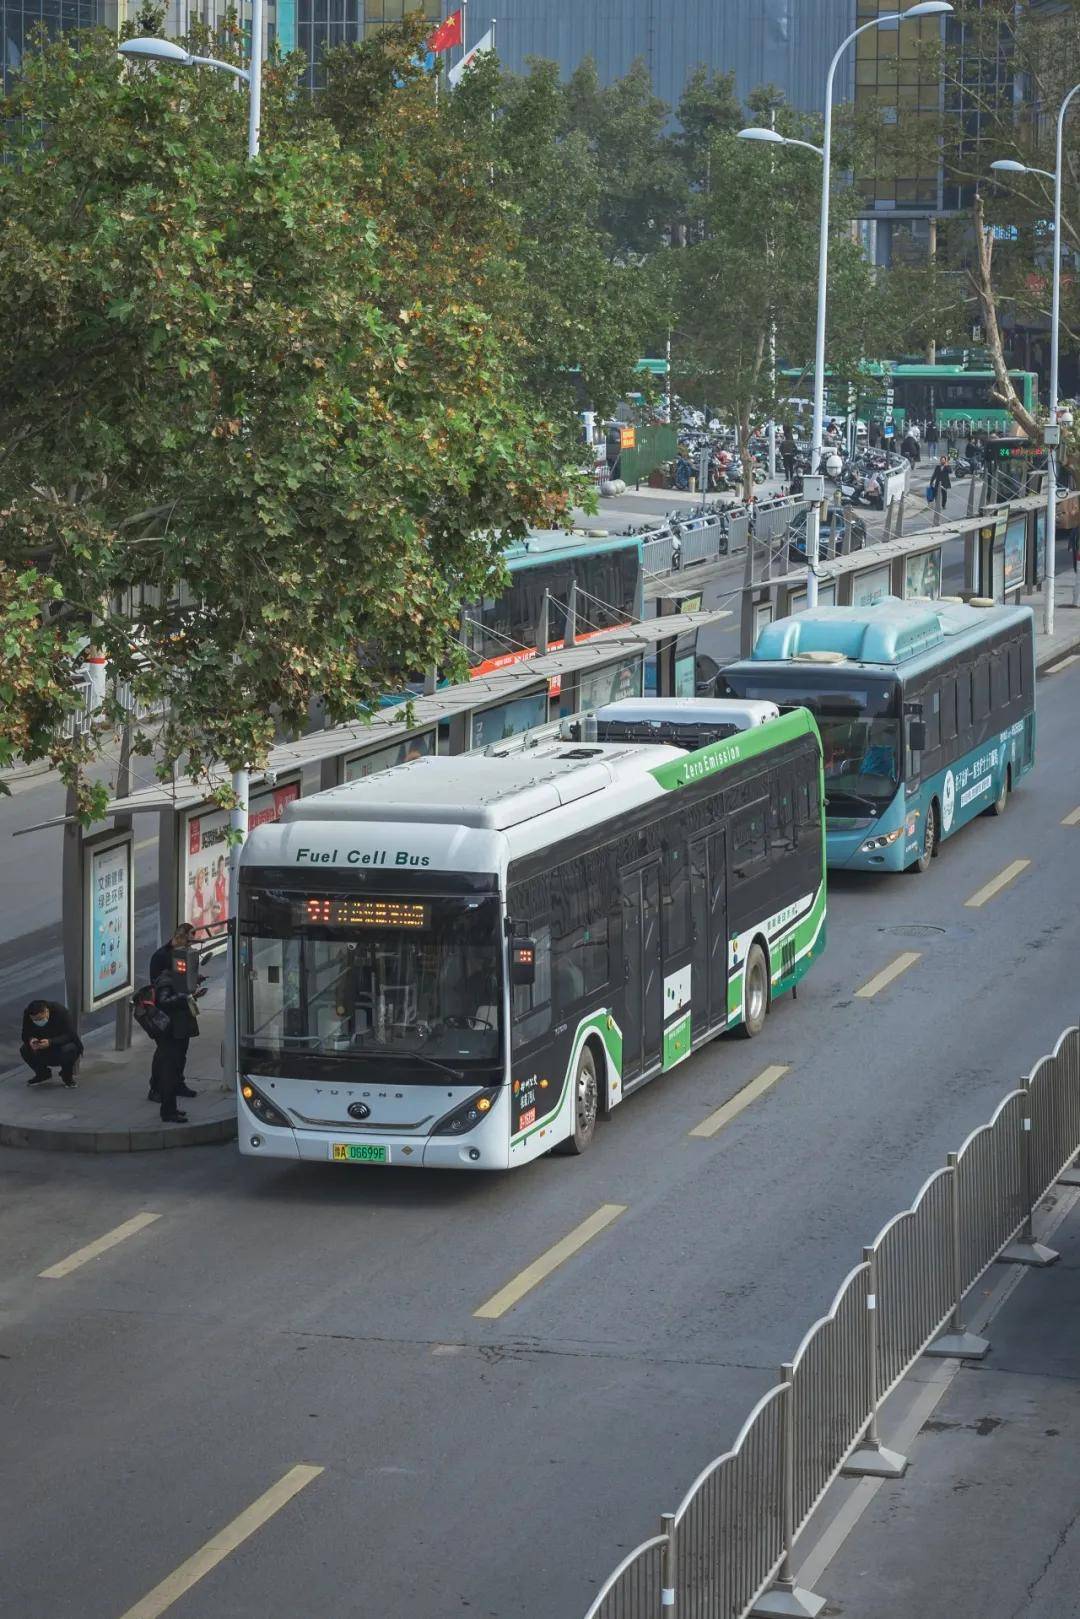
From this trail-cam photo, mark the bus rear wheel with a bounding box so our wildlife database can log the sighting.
[738,943,769,1037]
[910,801,937,874]
[987,765,1011,817]
[554,1046,598,1156]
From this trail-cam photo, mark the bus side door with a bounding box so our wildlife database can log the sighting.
[689,831,728,1036]
[619,861,664,1080]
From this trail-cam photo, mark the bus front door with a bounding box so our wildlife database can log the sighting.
[690,831,728,1036]
[620,862,663,1081]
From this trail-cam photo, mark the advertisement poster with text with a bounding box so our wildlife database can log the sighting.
[87,837,133,1011]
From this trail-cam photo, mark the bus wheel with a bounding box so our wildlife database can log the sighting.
[987,766,1011,817]
[911,801,937,874]
[739,943,769,1037]
[554,1046,598,1156]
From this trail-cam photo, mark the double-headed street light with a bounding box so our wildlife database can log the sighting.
[740,1,953,608]
[991,81,1080,636]
[118,6,266,853]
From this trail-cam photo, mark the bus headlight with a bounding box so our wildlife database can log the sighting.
[240,1080,290,1128]
[432,1088,501,1136]
[860,827,904,852]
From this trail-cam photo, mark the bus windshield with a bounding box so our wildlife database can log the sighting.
[719,672,901,816]
[239,891,503,1077]
[819,717,900,812]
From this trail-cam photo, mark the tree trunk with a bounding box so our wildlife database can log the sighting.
[968,193,1039,439]
[739,415,754,504]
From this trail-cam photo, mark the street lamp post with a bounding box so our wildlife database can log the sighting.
[740,1,952,610]
[992,84,1080,636]
[119,3,264,867]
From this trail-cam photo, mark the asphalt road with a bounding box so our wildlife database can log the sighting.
[1,660,1078,1619]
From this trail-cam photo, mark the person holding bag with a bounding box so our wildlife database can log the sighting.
[927,455,952,523]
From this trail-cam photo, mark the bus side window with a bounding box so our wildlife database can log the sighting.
[957,663,973,742]
[512,920,553,1043]
[663,837,690,957]
[1008,640,1024,700]
[553,857,611,1007]
[991,650,1008,713]
[941,676,958,745]
[973,658,991,722]
[924,688,941,754]
[732,802,768,878]
[772,771,795,853]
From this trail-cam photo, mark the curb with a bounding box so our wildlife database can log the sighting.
[0,1112,237,1153]
[1036,622,1080,676]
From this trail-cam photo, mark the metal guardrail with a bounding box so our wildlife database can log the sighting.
[638,497,809,582]
[580,1023,1080,1619]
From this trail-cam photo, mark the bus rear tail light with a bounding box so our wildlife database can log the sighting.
[240,1081,290,1128]
[432,1088,501,1136]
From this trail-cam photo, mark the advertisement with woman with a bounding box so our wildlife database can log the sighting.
[181,781,299,946]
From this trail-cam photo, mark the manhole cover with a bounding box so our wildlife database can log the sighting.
[881,924,947,938]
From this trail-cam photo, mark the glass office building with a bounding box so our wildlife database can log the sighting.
[3,0,118,89]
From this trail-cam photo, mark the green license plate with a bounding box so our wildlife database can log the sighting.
[330,1142,389,1164]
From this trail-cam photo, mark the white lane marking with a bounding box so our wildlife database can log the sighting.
[690,1066,791,1139]
[38,1213,161,1279]
[1044,653,1080,675]
[854,952,922,1000]
[964,858,1031,909]
[117,1465,324,1619]
[474,1204,627,1320]
[1062,807,1080,827]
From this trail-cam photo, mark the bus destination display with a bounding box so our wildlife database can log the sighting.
[299,897,430,929]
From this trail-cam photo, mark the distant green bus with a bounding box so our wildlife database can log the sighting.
[779,362,1038,435]
[720,598,1036,875]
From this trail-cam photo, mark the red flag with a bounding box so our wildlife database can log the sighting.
[428,8,463,53]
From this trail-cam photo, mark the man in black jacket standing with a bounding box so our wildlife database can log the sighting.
[928,454,952,524]
[21,1000,83,1087]
[150,966,201,1123]
[147,924,202,1102]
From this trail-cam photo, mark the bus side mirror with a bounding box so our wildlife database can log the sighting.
[908,720,927,752]
[510,938,536,987]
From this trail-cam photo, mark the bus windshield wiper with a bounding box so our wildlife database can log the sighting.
[352,1042,465,1081]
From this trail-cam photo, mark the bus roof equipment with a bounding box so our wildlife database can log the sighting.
[751,596,1032,669]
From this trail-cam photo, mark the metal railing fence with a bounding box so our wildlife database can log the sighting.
[579,1023,1080,1619]
[637,497,809,582]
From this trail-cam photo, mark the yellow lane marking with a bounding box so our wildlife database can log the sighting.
[964,858,1031,909]
[1045,654,1080,675]
[690,1065,791,1139]
[38,1213,161,1279]
[1063,807,1080,827]
[117,1465,324,1619]
[474,1204,626,1320]
[855,951,922,1000]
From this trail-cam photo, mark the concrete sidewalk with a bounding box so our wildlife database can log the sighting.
[0,986,236,1152]
[818,1194,1080,1619]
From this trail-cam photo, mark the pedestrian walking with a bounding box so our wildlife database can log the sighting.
[20,999,83,1088]
[901,430,920,470]
[149,965,203,1123]
[928,454,952,524]
[926,416,938,458]
[147,923,203,1102]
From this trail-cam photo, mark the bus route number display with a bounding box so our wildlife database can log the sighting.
[299,897,429,929]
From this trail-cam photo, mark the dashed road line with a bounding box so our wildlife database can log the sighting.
[38,1213,161,1279]
[964,858,1031,909]
[116,1465,324,1619]
[854,951,922,1000]
[1062,806,1080,827]
[474,1204,627,1320]
[690,1065,791,1138]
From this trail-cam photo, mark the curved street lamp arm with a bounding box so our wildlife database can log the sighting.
[189,54,251,81]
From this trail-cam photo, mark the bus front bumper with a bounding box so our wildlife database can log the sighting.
[826,821,910,872]
[238,1123,509,1171]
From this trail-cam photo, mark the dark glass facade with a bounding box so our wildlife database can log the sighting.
[295,0,438,90]
[2,0,117,89]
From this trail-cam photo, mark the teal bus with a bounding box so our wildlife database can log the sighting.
[718,598,1035,873]
[779,362,1038,436]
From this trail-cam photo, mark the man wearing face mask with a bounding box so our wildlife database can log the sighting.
[21,1000,83,1088]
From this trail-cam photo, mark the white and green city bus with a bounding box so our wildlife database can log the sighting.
[719,598,1035,874]
[234,698,826,1170]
